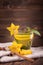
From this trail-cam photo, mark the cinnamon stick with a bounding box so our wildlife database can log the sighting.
[0,47,34,62]
[12,52,34,63]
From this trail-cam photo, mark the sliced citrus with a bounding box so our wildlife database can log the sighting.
[14,34,30,40]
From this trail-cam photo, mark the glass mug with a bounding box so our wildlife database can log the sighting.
[14,32,33,49]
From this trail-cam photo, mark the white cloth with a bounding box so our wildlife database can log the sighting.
[0,42,43,62]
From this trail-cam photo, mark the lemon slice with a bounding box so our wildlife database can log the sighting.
[14,34,30,40]
[20,49,32,55]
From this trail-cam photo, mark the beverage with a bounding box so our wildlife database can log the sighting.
[14,32,33,49]
[7,23,40,55]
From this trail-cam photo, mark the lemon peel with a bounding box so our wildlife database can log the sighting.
[20,49,32,55]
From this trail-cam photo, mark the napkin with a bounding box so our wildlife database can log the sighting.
[0,42,43,62]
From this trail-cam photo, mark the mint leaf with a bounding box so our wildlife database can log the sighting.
[26,27,31,32]
[31,29,41,36]
[21,46,30,49]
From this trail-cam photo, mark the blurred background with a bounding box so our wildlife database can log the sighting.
[0,0,43,47]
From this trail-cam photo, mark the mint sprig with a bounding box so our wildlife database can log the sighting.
[27,27,41,36]
[31,29,41,36]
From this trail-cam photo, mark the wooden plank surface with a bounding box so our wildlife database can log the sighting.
[0,0,43,45]
[0,58,43,65]
[0,0,43,65]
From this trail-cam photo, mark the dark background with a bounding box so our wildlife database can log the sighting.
[0,0,43,47]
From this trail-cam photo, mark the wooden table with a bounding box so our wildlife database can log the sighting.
[0,58,43,65]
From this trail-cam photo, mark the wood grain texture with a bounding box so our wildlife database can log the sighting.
[0,1,43,65]
[0,0,43,46]
[0,58,43,65]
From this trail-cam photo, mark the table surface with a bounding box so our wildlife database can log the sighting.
[0,58,43,65]
[0,43,43,65]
